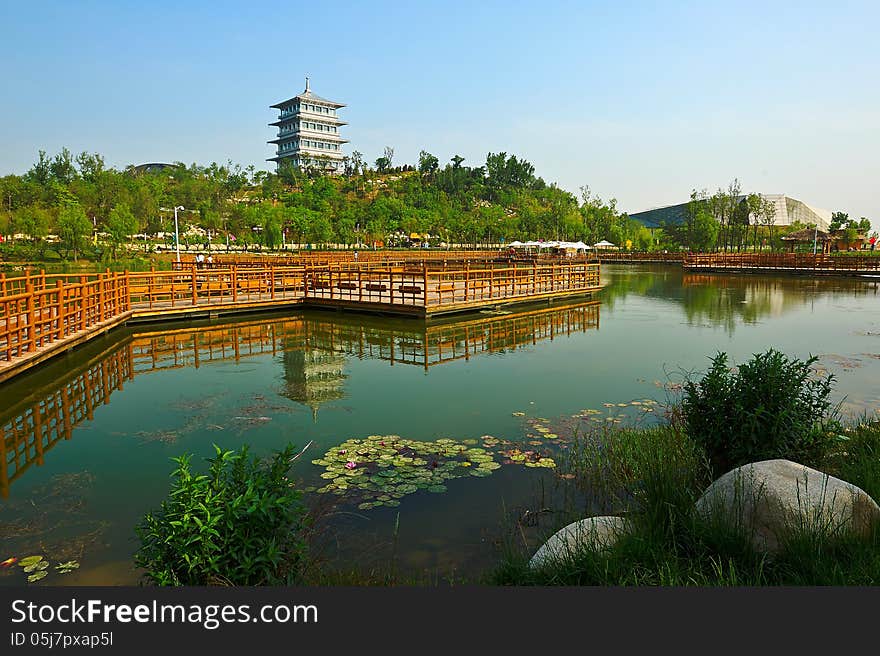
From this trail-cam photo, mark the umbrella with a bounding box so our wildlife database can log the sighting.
[593,240,616,248]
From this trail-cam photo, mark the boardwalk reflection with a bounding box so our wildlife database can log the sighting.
[0,301,599,497]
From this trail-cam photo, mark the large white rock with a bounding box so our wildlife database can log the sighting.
[695,459,880,553]
[529,516,632,570]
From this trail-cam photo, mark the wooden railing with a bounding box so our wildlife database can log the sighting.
[0,272,130,362]
[684,253,880,272]
[171,249,502,269]
[0,262,601,365]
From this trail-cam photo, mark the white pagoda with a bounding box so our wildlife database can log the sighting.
[268,77,348,173]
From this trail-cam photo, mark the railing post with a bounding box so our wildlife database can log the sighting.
[389,267,395,305]
[98,273,106,321]
[464,262,469,302]
[25,283,35,352]
[232,266,238,302]
[191,264,198,306]
[79,276,87,331]
[56,279,65,341]
[423,264,428,308]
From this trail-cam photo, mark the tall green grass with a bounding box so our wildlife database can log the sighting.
[490,420,880,586]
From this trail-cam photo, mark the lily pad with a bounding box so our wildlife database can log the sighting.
[55,561,80,574]
[18,556,44,569]
[27,571,48,583]
[24,560,49,574]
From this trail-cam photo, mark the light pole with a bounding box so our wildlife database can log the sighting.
[174,205,184,263]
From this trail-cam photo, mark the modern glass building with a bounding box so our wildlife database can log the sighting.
[268,78,348,173]
[629,194,831,230]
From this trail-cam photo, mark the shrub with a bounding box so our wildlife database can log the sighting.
[135,443,307,586]
[680,349,835,477]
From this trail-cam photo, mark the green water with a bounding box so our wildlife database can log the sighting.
[2,265,879,585]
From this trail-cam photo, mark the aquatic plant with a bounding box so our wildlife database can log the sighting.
[680,349,836,475]
[136,443,308,586]
[312,435,504,510]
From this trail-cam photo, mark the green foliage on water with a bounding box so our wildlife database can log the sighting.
[135,443,308,586]
[312,435,503,509]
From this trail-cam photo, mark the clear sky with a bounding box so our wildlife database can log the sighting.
[2,1,878,221]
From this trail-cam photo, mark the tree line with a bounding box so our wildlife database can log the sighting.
[1,149,871,262]
[0,147,653,260]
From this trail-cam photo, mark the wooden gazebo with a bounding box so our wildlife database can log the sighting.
[780,227,832,254]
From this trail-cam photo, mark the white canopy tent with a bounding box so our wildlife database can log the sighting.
[593,240,617,249]
[559,241,591,250]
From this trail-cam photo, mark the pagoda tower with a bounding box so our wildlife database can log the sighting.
[268,77,348,173]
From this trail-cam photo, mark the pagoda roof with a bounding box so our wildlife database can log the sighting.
[271,86,345,109]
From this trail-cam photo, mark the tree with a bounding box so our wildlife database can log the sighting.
[418,150,439,178]
[57,203,92,261]
[374,156,390,173]
[760,196,777,249]
[829,211,849,232]
[50,148,78,184]
[383,146,395,170]
[106,203,138,259]
[691,208,720,252]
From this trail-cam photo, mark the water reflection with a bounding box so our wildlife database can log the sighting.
[601,265,880,334]
[0,300,600,498]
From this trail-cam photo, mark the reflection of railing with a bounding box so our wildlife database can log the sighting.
[0,346,133,498]
[296,302,601,368]
[0,301,600,497]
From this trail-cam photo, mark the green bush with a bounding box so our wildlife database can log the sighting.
[135,443,307,586]
[681,349,835,477]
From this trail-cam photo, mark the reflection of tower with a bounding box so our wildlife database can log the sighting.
[281,349,347,422]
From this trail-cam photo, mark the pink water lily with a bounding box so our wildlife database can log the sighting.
[344,461,357,470]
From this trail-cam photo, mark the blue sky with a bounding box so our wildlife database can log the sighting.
[2,0,878,221]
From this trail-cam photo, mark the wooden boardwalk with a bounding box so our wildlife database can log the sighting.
[683,253,880,276]
[0,260,600,384]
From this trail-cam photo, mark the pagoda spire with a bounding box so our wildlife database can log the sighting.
[305,76,310,93]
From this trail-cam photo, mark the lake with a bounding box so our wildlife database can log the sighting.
[2,264,879,585]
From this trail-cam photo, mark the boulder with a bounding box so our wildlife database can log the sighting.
[695,459,880,554]
[529,516,632,570]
